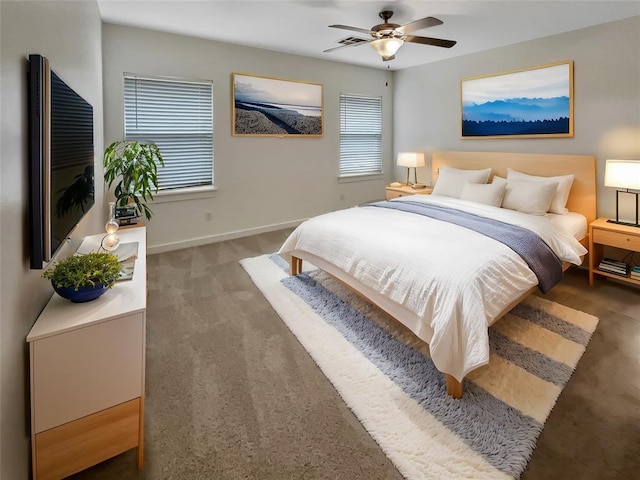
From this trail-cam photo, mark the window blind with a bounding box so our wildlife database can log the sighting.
[339,94,382,177]
[124,75,213,190]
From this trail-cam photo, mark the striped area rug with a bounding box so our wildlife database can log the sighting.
[240,254,599,479]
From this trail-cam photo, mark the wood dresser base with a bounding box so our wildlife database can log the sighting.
[34,399,142,480]
[290,255,464,398]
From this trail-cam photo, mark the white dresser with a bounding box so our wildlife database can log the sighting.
[27,227,147,480]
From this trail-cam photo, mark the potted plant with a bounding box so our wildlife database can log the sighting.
[42,252,122,303]
[103,141,165,221]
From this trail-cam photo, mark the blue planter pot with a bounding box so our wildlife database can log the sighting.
[53,283,109,303]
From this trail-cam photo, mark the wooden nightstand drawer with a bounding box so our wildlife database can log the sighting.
[386,190,405,200]
[385,185,432,201]
[592,228,640,250]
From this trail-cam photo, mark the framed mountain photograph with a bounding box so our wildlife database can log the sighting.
[232,73,323,137]
[461,61,574,139]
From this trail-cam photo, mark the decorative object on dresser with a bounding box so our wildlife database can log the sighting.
[589,217,640,286]
[27,227,147,480]
[603,159,640,227]
[101,201,121,252]
[103,140,165,223]
[42,252,122,303]
[397,152,426,188]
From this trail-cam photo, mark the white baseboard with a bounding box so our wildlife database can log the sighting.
[147,218,306,255]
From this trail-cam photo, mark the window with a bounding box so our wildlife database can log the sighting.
[339,94,382,177]
[124,75,213,191]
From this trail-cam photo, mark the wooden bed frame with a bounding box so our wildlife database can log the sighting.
[290,151,596,398]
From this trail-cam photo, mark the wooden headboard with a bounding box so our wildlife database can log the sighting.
[432,151,597,225]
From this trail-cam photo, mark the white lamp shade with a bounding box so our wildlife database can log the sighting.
[371,37,404,58]
[604,159,640,190]
[397,152,425,168]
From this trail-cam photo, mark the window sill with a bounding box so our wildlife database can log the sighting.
[153,185,218,203]
[338,173,385,183]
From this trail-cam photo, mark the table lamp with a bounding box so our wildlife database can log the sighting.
[101,202,121,251]
[397,152,426,189]
[604,159,640,227]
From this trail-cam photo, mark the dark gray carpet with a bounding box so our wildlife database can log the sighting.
[69,229,640,479]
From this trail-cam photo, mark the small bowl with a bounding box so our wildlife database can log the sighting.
[53,283,109,303]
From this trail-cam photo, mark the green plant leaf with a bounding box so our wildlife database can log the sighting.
[42,252,122,290]
[103,140,165,220]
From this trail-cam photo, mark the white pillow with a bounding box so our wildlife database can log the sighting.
[502,179,559,215]
[432,167,492,198]
[459,182,506,207]
[506,168,574,214]
[491,175,507,186]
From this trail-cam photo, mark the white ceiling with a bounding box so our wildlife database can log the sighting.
[97,0,640,71]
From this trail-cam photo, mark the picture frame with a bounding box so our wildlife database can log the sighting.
[461,61,574,139]
[232,73,323,137]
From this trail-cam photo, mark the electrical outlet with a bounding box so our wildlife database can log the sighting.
[205,211,213,221]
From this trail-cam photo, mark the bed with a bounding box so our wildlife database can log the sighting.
[279,151,596,398]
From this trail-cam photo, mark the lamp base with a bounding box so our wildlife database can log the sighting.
[611,189,640,227]
[606,219,640,228]
[411,183,427,189]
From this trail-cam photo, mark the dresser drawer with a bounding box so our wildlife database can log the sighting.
[35,399,140,480]
[32,313,144,433]
[592,228,640,251]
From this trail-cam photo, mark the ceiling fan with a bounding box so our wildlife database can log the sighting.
[324,10,456,61]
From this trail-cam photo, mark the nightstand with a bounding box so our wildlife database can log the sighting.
[588,217,640,286]
[386,185,433,200]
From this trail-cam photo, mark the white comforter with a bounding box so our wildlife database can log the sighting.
[279,195,587,381]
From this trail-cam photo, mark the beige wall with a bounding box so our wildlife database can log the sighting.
[0,1,103,478]
[102,24,394,253]
[393,16,640,222]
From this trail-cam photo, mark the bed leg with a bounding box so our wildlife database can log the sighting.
[445,374,463,399]
[290,256,302,276]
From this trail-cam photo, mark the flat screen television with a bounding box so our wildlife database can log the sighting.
[28,54,95,269]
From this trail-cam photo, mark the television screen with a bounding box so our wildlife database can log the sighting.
[28,54,94,269]
[49,70,94,256]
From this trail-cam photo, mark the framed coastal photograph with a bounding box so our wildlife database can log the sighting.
[232,73,323,137]
[461,61,574,139]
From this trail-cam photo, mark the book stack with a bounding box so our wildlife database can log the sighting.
[631,266,640,281]
[598,258,629,277]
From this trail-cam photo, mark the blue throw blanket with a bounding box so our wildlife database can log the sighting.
[366,200,563,293]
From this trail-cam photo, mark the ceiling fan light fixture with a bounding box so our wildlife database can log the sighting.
[370,37,404,59]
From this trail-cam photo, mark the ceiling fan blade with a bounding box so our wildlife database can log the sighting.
[323,40,371,53]
[404,35,457,48]
[396,16,443,34]
[329,24,375,35]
